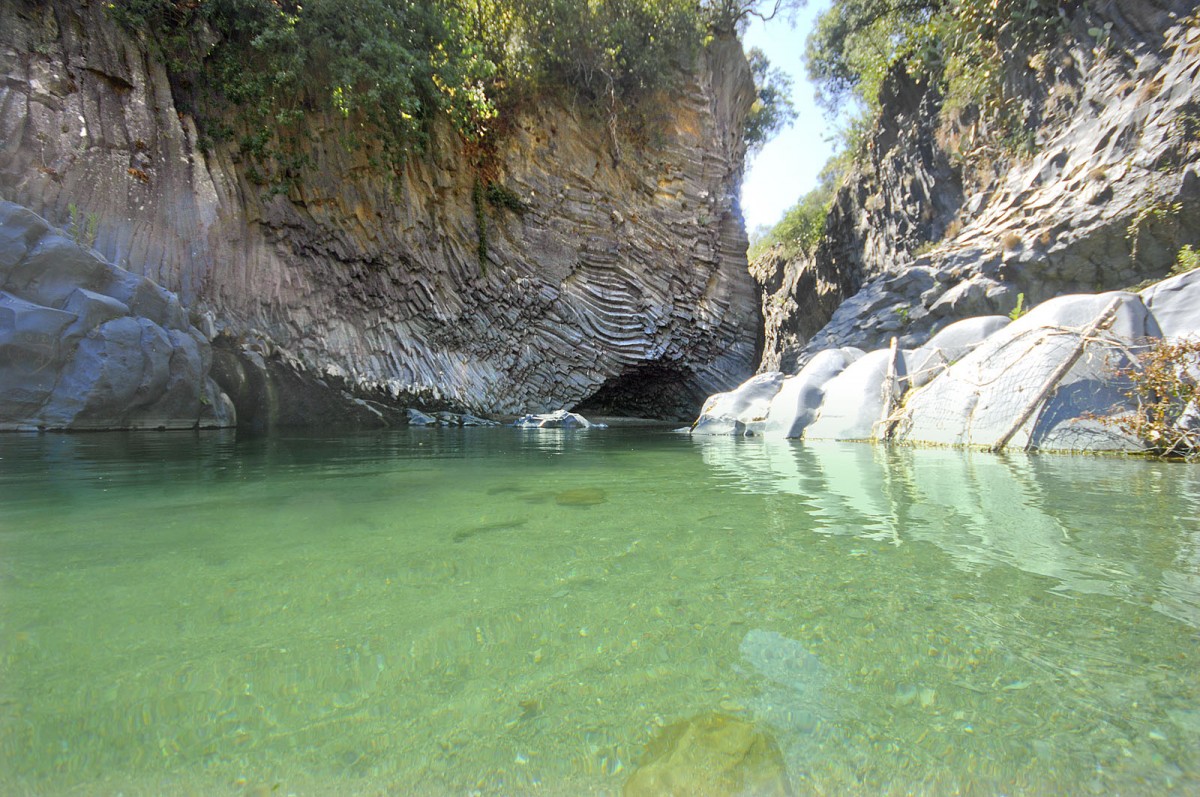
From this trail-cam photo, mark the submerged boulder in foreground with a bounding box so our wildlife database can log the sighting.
[0,202,233,431]
[623,712,793,797]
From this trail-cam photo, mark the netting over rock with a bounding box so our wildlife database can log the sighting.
[905,316,1011,389]
[895,293,1154,452]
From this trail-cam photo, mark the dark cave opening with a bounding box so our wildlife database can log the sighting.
[571,361,709,422]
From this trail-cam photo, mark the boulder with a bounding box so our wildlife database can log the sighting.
[906,315,1011,388]
[408,408,437,426]
[623,713,793,797]
[0,202,233,430]
[512,409,593,429]
[899,292,1151,451]
[690,372,785,435]
[1141,268,1200,339]
[805,348,907,441]
[760,348,862,439]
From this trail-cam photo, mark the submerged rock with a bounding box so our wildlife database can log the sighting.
[554,487,607,506]
[623,712,793,797]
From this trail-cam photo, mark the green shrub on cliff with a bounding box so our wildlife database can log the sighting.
[753,0,1070,265]
[106,0,796,180]
[806,0,1065,127]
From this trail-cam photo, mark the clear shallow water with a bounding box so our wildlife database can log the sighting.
[1,429,1198,796]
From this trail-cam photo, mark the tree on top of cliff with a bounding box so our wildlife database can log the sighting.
[805,0,1067,127]
[107,0,799,183]
[744,46,797,155]
[752,0,1073,261]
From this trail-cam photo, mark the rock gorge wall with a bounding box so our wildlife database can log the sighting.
[756,0,1200,372]
[0,0,760,425]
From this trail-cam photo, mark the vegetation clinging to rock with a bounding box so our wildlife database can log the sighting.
[107,0,796,183]
[1106,338,1200,461]
[756,0,1072,264]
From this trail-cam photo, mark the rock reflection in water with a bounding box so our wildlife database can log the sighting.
[692,436,1200,629]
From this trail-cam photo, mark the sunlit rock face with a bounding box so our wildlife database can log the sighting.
[754,0,1200,370]
[0,2,760,423]
[691,286,1200,454]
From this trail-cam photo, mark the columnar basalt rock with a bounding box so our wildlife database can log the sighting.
[0,201,233,430]
[0,1,760,425]
[753,0,1200,369]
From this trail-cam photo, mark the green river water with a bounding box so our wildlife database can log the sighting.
[1,428,1198,795]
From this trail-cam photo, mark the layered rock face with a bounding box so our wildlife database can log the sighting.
[755,0,1199,369]
[0,1,759,425]
[0,201,232,430]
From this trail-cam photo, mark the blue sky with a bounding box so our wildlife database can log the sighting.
[740,1,834,234]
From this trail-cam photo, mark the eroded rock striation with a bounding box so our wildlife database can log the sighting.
[0,0,760,427]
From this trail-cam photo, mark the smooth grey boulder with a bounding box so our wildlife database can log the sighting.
[761,348,863,439]
[899,292,1152,451]
[690,372,785,435]
[0,201,233,430]
[513,409,594,429]
[805,348,907,441]
[1141,269,1200,339]
[906,316,1011,388]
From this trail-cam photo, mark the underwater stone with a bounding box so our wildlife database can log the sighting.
[623,712,793,797]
